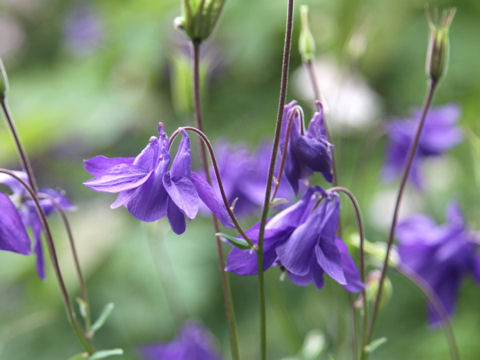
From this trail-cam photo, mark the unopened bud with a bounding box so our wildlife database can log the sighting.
[0,58,9,97]
[175,0,227,43]
[366,270,393,310]
[425,7,456,83]
[299,5,316,62]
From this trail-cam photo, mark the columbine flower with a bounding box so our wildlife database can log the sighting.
[0,192,30,255]
[397,203,479,325]
[383,104,462,188]
[84,124,232,234]
[226,188,363,292]
[0,171,74,279]
[141,321,223,360]
[281,101,333,194]
[199,140,294,218]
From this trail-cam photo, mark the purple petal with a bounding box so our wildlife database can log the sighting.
[335,238,363,292]
[167,198,186,235]
[125,172,169,222]
[134,137,160,171]
[288,271,313,286]
[191,172,233,228]
[315,240,346,285]
[292,136,331,175]
[163,173,199,220]
[84,156,133,176]
[170,130,192,179]
[84,164,151,193]
[31,219,46,280]
[0,193,31,255]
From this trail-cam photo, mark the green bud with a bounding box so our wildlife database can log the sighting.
[299,5,316,62]
[365,270,393,310]
[175,0,227,43]
[425,7,456,83]
[0,58,9,97]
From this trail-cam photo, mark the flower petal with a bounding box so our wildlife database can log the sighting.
[134,137,160,171]
[167,198,186,235]
[335,238,363,292]
[191,172,233,228]
[84,164,151,193]
[163,173,199,220]
[83,156,134,176]
[170,130,192,179]
[0,193,31,255]
[31,218,46,280]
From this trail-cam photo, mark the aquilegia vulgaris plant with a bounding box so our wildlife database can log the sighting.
[1,2,478,360]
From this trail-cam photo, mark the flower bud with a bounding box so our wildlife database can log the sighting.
[175,0,226,43]
[299,5,316,62]
[425,7,456,83]
[0,58,9,98]
[365,270,393,310]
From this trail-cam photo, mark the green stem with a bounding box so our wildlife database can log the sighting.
[366,79,438,348]
[256,1,295,359]
[191,40,240,360]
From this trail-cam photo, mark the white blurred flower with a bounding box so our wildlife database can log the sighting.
[293,57,382,132]
[0,15,25,59]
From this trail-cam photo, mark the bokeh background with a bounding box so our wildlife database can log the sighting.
[0,0,479,359]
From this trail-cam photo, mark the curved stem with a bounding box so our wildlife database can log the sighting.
[37,193,91,331]
[191,41,240,360]
[327,186,368,359]
[169,127,254,248]
[256,1,294,358]
[367,79,438,343]
[396,267,460,360]
[0,97,38,192]
[0,169,95,354]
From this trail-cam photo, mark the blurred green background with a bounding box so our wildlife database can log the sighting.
[0,0,479,359]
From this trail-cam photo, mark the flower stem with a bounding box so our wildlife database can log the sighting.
[37,192,91,331]
[396,267,459,360]
[366,79,438,346]
[191,40,240,360]
[0,97,38,192]
[169,126,254,248]
[257,1,294,359]
[0,169,95,354]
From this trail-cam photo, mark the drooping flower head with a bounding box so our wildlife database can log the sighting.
[383,104,462,188]
[226,187,363,292]
[141,321,223,360]
[0,171,74,279]
[199,140,295,218]
[84,124,232,234]
[281,101,333,194]
[397,203,479,325]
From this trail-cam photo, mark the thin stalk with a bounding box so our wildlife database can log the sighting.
[256,1,294,359]
[191,40,240,360]
[1,96,38,192]
[396,267,460,360]
[37,192,91,332]
[0,169,95,354]
[367,79,438,344]
[327,186,368,359]
[169,126,253,248]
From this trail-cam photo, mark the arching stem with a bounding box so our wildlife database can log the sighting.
[0,169,95,354]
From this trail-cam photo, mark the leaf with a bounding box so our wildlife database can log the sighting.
[216,232,251,250]
[91,303,115,334]
[88,349,124,360]
[68,353,87,360]
[76,298,88,320]
[364,337,387,353]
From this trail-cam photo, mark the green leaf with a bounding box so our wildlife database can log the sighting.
[76,298,88,320]
[216,232,251,250]
[68,353,87,360]
[88,349,124,360]
[271,197,288,206]
[91,303,115,334]
[365,337,387,353]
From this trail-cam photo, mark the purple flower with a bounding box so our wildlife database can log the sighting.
[0,192,31,256]
[0,171,74,279]
[141,321,223,360]
[225,188,363,292]
[281,101,333,194]
[64,4,103,56]
[84,124,232,234]
[397,203,479,325]
[383,104,462,188]
[200,140,295,218]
